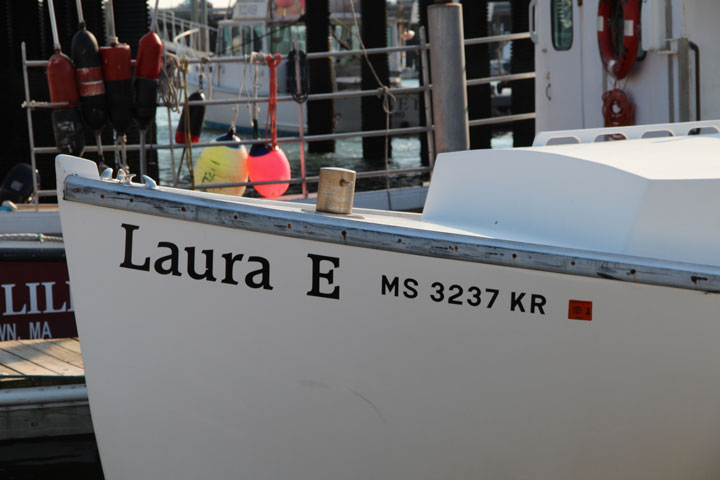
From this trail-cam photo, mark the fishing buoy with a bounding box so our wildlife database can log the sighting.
[194,129,249,196]
[133,31,163,131]
[247,54,291,199]
[133,21,164,177]
[101,43,132,135]
[46,0,84,156]
[100,0,132,171]
[71,14,106,133]
[275,0,296,7]
[247,143,290,198]
[175,90,206,144]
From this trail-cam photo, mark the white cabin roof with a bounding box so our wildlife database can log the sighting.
[422,134,720,267]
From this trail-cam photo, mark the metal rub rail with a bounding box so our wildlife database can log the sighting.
[63,174,720,294]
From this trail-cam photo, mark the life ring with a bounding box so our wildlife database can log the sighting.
[597,0,640,80]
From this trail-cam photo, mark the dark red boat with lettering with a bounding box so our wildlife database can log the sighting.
[0,167,76,342]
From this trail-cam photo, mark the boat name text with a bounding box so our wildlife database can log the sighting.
[119,223,341,299]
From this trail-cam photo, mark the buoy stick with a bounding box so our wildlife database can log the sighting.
[151,0,161,34]
[74,0,85,24]
[294,42,307,198]
[107,0,118,45]
[47,0,61,52]
[95,132,104,166]
[139,130,147,177]
[121,136,128,170]
[167,106,178,187]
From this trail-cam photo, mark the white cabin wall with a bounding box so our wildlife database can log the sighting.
[619,48,672,125]
[537,0,720,134]
[680,0,720,120]
[580,0,604,129]
[580,0,673,129]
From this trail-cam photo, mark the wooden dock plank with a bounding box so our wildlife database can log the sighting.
[0,349,58,376]
[0,363,21,376]
[19,339,84,369]
[48,338,82,354]
[0,342,84,376]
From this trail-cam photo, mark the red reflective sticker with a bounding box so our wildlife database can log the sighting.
[568,300,592,321]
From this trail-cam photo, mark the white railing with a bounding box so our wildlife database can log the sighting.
[157,11,217,56]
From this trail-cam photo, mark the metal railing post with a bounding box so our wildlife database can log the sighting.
[418,26,435,170]
[21,43,41,209]
[428,1,469,154]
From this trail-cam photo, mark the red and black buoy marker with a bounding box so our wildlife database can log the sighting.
[100,0,132,171]
[46,0,84,156]
[100,43,132,136]
[175,89,206,144]
[71,0,106,165]
[133,31,163,131]
[133,29,163,177]
[71,22,106,133]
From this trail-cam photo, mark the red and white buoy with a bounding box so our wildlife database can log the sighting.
[46,0,84,156]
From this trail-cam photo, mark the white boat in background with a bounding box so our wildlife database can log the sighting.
[57,119,720,479]
[161,0,420,135]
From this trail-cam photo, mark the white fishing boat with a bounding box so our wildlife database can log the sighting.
[57,117,720,479]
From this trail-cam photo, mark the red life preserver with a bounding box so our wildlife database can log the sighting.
[597,0,640,80]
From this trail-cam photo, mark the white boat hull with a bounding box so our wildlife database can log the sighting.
[57,156,720,480]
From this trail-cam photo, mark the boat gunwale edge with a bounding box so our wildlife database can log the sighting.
[62,175,720,294]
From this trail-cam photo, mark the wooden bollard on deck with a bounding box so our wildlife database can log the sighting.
[316,167,356,214]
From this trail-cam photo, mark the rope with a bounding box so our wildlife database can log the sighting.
[230,52,264,130]
[265,54,282,149]
[159,52,183,112]
[347,0,398,117]
[348,0,396,208]
[288,49,309,103]
[175,59,195,188]
[602,88,634,128]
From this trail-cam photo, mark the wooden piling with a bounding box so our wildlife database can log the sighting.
[510,0,535,147]
[462,0,491,150]
[306,0,336,154]
[360,0,391,163]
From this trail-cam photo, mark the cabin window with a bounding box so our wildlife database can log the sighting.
[231,26,243,55]
[551,0,573,50]
[253,27,264,52]
[270,25,306,55]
